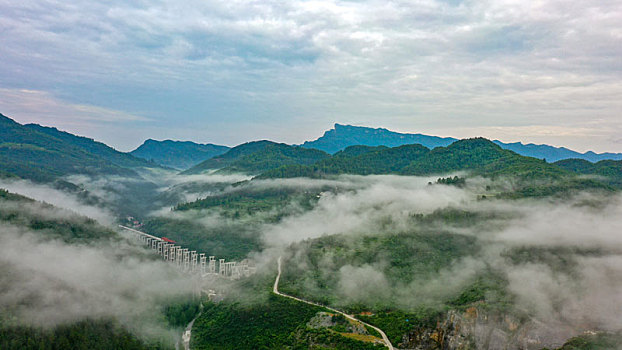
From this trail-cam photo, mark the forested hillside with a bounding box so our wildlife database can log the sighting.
[184,141,329,174]
[555,158,622,185]
[259,138,572,182]
[25,123,155,168]
[399,138,569,179]
[0,319,167,350]
[0,113,157,182]
[0,189,116,243]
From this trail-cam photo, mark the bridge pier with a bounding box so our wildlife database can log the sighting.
[219,259,225,276]
[191,251,198,272]
[183,249,190,271]
[163,243,170,260]
[176,247,183,267]
[209,256,216,274]
[200,254,206,275]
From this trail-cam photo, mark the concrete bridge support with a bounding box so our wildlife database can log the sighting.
[163,243,170,260]
[191,251,198,273]
[209,256,216,274]
[177,247,183,267]
[183,249,190,271]
[200,254,206,275]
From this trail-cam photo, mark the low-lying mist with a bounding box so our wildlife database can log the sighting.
[0,223,197,340]
[13,168,620,342]
[230,174,622,338]
[0,179,115,224]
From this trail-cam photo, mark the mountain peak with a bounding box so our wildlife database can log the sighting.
[130,139,230,170]
[449,137,501,150]
[303,123,456,154]
[303,124,622,162]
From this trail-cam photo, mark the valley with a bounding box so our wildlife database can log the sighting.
[1,114,622,349]
[3,0,620,348]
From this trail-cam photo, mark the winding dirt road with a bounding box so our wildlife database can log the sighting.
[273,256,395,350]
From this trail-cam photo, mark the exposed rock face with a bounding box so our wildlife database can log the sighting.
[307,312,337,329]
[399,307,577,350]
[307,312,370,335]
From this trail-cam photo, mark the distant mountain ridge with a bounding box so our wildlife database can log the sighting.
[130,139,230,170]
[493,141,622,163]
[301,123,457,154]
[302,123,622,163]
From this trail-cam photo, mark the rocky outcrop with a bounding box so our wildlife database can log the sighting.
[399,306,577,350]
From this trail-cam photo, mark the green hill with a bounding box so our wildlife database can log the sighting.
[555,158,622,185]
[553,158,595,173]
[0,113,157,182]
[259,138,569,181]
[130,139,230,170]
[320,144,429,175]
[259,143,430,179]
[183,141,329,174]
[332,145,388,158]
[0,188,117,243]
[25,123,155,168]
[400,138,569,179]
[183,141,277,173]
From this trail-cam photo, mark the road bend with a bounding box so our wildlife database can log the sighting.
[273,257,395,350]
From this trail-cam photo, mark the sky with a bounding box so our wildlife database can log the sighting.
[0,0,621,152]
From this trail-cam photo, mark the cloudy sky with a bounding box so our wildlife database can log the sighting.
[1,0,621,152]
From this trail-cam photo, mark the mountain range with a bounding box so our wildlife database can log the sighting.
[301,123,622,163]
[2,112,621,181]
[258,138,575,181]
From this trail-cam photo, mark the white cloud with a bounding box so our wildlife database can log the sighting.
[0,179,115,225]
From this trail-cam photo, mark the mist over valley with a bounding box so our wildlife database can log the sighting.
[1,0,622,348]
[1,113,622,349]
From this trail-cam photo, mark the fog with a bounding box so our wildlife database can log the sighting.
[259,175,473,244]
[0,179,115,224]
[0,183,200,343]
[231,174,622,340]
[7,169,621,345]
[0,223,196,339]
[132,171,622,337]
